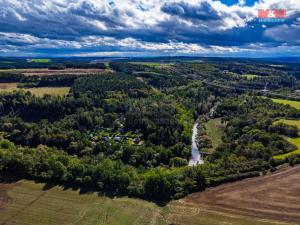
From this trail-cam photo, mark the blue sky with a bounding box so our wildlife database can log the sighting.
[0,0,299,57]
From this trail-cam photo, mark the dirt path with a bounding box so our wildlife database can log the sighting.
[184,166,300,223]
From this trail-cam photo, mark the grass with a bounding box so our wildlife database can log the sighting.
[26,87,70,97]
[204,118,224,153]
[274,137,300,160]
[27,59,51,63]
[273,119,300,160]
[0,180,279,225]
[271,98,300,109]
[0,180,157,225]
[241,74,259,80]
[0,85,70,97]
[274,119,300,129]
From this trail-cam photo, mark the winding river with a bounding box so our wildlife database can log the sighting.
[188,122,204,166]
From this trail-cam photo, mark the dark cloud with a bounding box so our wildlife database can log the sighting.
[161,1,220,21]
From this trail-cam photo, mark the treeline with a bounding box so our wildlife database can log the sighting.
[0,138,270,202]
[109,62,149,74]
[136,72,189,89]
[71,74,149,97]
[0,72,78,87]
[0,59,106,70]
[48,62,107,70]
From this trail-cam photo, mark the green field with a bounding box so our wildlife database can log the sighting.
[0,180,280,225]
[275,119,300,129]
[0,85,70,97]
[26,87,70,97]
[273,119,300,160]
[241,74,259,80]
[205,118,224,153]
[271,98,300,109]
[131,62,173,68]
[27,58,51,63]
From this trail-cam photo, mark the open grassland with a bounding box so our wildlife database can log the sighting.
[2,166,300,225]
[273,119,300,159]
[27,59,51,63]
[272,98,300,109]
[26,87,70,97]
[241,74,259,80]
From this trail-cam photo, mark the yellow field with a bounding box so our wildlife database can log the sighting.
[0,180,281,225]
[242,74,259,80]
[273,119,300,160]
[271,98,300,109]
[0,83,70,97]
[25,87,70,97]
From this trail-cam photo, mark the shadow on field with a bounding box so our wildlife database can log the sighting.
[0,176,21,184]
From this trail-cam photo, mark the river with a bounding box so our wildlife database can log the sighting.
[188,122,204,166]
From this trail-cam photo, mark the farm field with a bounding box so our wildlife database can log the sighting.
[0,180,157,225]
[0,68,106,76]
[1,166,300,225]
[272,98,300,110]
[0,83,18,92]
[183,165,300,224]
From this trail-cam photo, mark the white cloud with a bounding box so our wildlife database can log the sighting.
[0,0,299,56]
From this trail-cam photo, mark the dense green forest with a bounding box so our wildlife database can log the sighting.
[0,59,300,202]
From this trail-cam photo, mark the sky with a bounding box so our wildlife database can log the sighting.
[0,0,299,58]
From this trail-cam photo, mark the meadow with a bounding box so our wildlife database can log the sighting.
[204,118,224,153]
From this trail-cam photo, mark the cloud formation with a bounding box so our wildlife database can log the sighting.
[0,0,299,57]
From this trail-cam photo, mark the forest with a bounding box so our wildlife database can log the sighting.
[0,58,300,202]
